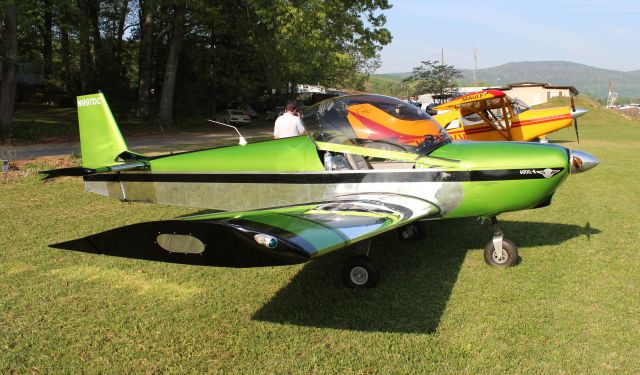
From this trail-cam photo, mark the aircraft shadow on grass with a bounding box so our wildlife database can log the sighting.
[251,219,599,334]
[51,217,598,334]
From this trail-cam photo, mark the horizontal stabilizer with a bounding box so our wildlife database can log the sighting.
[40,161,148,180]
[40,166,100,179]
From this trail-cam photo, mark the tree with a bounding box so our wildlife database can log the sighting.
[5,0,393,125]
[0,0,18,135]
[157,2,186,127]
[252,0,392,93]
[403,60,462,100]
[136,0,154,117]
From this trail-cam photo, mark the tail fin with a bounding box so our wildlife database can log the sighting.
[77,93,128,168]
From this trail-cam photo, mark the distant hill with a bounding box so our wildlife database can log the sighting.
[364,74,411,97]
[370,61,640,99]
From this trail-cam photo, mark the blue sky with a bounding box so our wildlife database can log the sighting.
[376,0,640,73]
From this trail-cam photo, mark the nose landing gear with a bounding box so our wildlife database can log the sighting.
[483,216,518,267]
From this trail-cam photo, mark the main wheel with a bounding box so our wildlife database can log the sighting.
[342,255,380,288]
[483,238,518,267]
[397,222,426,240]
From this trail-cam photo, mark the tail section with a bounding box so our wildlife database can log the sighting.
[40,93,147,180]
[77,93,128,168]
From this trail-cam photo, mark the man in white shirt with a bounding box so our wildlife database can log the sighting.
[274,101,306,139]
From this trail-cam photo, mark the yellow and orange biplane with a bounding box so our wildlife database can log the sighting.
[334,91,586,150]
[431,89,587,142]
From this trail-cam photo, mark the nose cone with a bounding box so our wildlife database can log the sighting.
[571,108,588,119]
[570,150,599,173]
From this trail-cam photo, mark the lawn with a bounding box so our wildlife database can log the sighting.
[1,100,639,373]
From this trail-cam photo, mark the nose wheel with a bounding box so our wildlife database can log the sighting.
[483,217,518,267]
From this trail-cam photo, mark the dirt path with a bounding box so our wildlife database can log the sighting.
[4,125,274,160]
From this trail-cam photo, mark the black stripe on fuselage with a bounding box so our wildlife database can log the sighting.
[84,168,565,184]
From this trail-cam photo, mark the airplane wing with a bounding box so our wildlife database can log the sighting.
[433,90,506,111]
[51,193,440,267]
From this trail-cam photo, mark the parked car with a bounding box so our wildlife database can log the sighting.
[230,103,257,118]
[216,109,251,125]
[265,106,285,121]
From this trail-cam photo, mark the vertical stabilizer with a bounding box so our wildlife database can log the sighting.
[77,93,128,168]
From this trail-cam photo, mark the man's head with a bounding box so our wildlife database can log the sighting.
[285,101,298,113]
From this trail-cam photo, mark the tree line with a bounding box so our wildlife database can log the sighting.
[0,0,392,134]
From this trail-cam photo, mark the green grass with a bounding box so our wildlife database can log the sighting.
[1,102,639,373]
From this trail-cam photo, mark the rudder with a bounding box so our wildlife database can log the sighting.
[77,93,128,168]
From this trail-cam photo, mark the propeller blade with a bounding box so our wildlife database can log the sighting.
[570,108,586,144]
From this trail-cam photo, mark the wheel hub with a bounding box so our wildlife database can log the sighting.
[401,225,415,239]
[350,266,369,285]
[492,249,509,264]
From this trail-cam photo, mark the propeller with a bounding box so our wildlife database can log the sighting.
[570,108,588,144]
[569,93,586,144]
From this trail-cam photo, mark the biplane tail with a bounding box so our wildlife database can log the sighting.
[40,93,147,179]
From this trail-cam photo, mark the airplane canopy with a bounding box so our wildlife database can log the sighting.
[302,94,450,152]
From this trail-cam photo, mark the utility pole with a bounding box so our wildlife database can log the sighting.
[607,82,618,108]
[473,47,478,87]
[400,83,408,100]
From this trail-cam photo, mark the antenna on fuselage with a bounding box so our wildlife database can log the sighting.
[206,119,248,146]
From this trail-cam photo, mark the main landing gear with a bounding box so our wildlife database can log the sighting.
[343,254,380,288]
[343,240,381,288]
[342,222,426,288]
[397,221,426,240]
[342,218,518,288]
[483,217,518,267]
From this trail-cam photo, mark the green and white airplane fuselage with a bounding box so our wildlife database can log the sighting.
[84,135,570,219]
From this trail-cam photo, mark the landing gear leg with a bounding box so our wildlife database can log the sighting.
[343,240,380,288]
[483,217,518,267]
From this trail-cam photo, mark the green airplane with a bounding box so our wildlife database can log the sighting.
[43,93,599,287]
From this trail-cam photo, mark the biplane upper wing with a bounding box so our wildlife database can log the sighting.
[433,90,506,111]
[52,192,440,267]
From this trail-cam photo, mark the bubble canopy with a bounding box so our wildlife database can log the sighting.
[301,94,451,155]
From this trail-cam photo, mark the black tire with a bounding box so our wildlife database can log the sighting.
[397,222,426,240]
[483,238,518,267]
[342,255,380,288]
